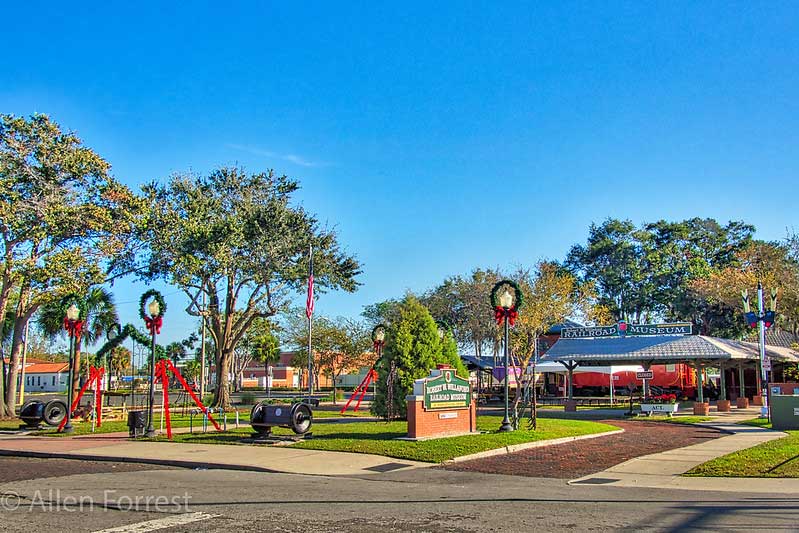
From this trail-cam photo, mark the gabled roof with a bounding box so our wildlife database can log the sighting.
[25,362,69,374]
[461,355,495,370]
[545,320,584,335]
[764,329,799,349]
[540,335,799,366]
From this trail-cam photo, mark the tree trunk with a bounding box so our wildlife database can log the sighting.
[332,374,338,405]
[213,346,233,409]
[72,341,83,402]
[4,313,27,416]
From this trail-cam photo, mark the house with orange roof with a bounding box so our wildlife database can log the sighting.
[22,362,70,392]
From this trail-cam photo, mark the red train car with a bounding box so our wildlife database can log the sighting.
[571,363,697,397]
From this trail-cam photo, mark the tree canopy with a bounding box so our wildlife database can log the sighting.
[139,167,360,408]
[0,114,142,415]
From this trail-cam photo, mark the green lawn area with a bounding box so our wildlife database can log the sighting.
[0,419,22,430]
[155,415,618,463]
[685,420,799,478]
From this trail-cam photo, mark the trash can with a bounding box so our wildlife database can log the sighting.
[127,411,147,438]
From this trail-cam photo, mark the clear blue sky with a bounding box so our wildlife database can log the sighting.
[2,2,798,348]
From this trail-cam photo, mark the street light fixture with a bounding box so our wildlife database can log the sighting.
[491,280,523,433]
[372,324,387,412]
[62,300,83,433]
[140,291,166,438]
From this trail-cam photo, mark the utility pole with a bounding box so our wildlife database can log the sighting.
[200,291,207,400]
[757,282,769,419]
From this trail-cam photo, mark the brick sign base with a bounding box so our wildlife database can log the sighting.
[406,395,477,439]
[405,365,478,439]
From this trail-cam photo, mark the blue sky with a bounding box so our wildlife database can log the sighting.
[2,2,798,348]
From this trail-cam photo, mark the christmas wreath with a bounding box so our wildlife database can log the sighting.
[139,290,166,334]
[490,280,524,326]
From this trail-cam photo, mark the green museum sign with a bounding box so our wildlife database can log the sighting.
[561,322,693,339]
[423,369,472,410]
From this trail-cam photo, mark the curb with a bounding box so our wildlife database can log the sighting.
[0,448,280,474]
[444,428,625,463]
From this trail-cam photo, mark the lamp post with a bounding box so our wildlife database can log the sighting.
[491,280,523,433]
[141,291,165,438]
[742,282,778,419]
[372,325,386,401]
[63,303,83,433]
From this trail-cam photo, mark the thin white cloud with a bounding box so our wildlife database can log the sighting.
[226,143,326,168]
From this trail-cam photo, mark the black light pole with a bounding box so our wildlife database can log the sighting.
[144,295,163,438]
[372,324,386,402]
[499,294,513,432]
[491,280,521,433]
[62,303,82,434]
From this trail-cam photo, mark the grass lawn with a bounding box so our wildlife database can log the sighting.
[0,419,22,430]
[685,420,799,478]
[154,415,618,463]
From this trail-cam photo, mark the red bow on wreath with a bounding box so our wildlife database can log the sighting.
[494,306,518,326]
[63,318,85,341]
[144,315,163,335]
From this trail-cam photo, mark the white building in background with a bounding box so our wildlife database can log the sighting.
[23,362,69,392]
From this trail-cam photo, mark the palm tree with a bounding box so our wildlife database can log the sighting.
[109,346,131,390]
[252,331,281,397]
[37,287,119,398]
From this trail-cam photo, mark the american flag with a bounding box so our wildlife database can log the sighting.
[305,247,314,319]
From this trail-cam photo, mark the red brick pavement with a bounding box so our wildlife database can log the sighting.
[442,419,723,478]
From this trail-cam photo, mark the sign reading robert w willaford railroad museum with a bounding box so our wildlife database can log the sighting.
[421,369,472,410]
[561,322,693,339]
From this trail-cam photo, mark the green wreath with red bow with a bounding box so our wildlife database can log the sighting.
[139,290,167,335]
[490,280,524,326]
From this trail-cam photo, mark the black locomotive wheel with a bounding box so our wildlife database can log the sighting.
[290,403,313,434]
[43,399,68,426]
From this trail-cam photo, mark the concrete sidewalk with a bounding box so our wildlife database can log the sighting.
[0,433,428,477]
[570,419,799,493]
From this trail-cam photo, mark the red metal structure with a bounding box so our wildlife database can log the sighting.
[58,366,104,432]
[156,359,221,439]
[340,368,378,414]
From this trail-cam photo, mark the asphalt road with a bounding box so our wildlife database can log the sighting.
[1,457,797,532]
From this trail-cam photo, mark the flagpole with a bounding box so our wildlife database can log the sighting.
[307,244,313,402]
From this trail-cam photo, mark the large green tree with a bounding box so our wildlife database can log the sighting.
[0,114,141,415]
[140,167,360,408]
[423,268,502,357]
[371,296,467,419]
[566,217,754,331]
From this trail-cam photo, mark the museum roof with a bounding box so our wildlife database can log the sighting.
[540,335,799,365]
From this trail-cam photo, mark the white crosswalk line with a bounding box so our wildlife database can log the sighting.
[92,512,219,533]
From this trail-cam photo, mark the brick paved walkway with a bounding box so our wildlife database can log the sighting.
[442,420,723,478]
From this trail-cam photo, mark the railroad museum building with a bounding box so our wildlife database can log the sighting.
[463,322,799,410]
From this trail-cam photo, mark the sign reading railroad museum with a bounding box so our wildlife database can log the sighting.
[420,369,472,410]
[561,321,693,339]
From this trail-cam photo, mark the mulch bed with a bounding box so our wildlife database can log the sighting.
[442,419,723,478]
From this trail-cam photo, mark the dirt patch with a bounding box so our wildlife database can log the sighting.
[442,419,722,478]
